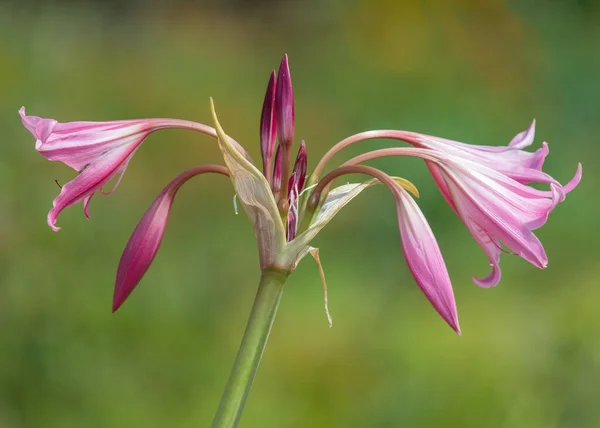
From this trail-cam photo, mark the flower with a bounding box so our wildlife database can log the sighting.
[21,54,581,334]
[19,108,225,231]
[113,165,229,311]
[433,152,580,287]
[322,134,580,288]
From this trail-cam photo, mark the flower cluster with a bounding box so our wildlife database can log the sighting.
[20,55,581,333]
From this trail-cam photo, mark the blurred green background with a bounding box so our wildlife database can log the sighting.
[1,0,598,427]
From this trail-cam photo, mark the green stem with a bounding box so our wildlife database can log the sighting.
[211,269,288,428]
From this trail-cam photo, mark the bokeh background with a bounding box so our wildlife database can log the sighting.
[1,0,598,427]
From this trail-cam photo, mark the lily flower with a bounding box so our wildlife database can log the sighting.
[19,107,247,231]
[20,54,581,335]
[324,141,581,288]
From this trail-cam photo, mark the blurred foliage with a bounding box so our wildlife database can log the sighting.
[1,0,598,427]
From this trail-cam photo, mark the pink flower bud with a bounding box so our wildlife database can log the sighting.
[113,165,228,311]
[290,140,307,193]
[271,144,283,193]
[275,54,294,148]
[260,70,277,177]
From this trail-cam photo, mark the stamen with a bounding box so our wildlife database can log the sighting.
[298,182,317,197]
[55,179,62,189]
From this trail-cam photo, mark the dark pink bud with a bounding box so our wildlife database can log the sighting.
[285,141,307,241]
[271,144,283,193]
[260,70,277,177]
[275,54,294,148]
[113,165,228,312]
[290,140,307,193]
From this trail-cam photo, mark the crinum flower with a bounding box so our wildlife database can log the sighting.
[20,54,581,337]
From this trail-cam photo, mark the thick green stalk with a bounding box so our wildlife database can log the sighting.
[211,269,288,428]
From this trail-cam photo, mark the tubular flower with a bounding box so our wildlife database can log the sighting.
[113,165,229,311]
[20,55,581,334]
[318,134,580,288]
[19,108,240,231]
[435,154,580,287]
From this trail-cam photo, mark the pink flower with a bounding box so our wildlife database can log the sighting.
[433,153,581,287]
[19,108,218,231]
[113,165,228,311]
[334,142,581,288]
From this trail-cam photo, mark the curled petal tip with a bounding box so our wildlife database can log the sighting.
[19,106,39,138]
[562,162,582,194]
[47,210,60,232]
[83,195,93,220]
[509,119,536,149]
[472,262,502,288]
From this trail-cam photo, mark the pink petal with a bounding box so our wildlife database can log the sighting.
[20,107,149,172]
[47,143,139,231]
[396,186,460,334]
[414,121,552,183]
[562,162,583,194]
[442,167,549,272]
[426,160,457,213]
[508,119,535,148]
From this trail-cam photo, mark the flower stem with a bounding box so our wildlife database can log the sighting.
[211,269,288,428]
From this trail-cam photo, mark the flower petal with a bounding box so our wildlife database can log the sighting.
[396,186,460,333]
[113,165,228,311]
[441,165,549,273]
[20,107,150,172]
[48,143,138,231]
[210,99,286,269]
[508,119,535,148]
